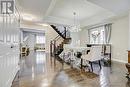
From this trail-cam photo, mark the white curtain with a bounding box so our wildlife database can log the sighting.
[105,24,112,43]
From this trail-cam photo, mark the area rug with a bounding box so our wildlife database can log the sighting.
[64,68,99,83]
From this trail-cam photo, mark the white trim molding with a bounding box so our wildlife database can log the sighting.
[112,58,127,63]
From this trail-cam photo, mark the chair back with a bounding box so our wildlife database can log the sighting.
[89,46,103,61]
[21,47,27,53]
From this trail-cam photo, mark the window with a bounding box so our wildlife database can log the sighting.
[89,26,105,44]
[36,34,45,44]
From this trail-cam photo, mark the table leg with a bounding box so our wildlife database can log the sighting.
[81,59,83,71]
[99,60,101,69]
[110,53,111,66]
[89,61,93,72]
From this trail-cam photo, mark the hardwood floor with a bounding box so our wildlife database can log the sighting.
[12,51,129,87]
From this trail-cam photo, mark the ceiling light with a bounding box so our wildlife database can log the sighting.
[22,13,36,21]
[70,12,81,32]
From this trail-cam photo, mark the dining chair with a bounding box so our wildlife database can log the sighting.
[81,46,104,72]
[21,47,28,57]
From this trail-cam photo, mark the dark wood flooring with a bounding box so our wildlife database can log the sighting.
[12,51,129,87]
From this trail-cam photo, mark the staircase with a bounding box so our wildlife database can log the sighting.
[50,25,71,56]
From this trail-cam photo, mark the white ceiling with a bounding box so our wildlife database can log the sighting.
[87,0,130,14]
[17,0,130,27]
[49,0,107,21]
[17,0,52,21]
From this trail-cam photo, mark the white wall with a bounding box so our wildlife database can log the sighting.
[110,16,129,63]
[79,29,89,46]
[70,32,80,46]
[129,12,130,49]
[45,26,59,53]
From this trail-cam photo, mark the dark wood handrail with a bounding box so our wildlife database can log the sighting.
[53,31,65,41]
[51,29,69,42]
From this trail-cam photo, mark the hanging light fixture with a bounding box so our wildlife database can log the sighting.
[70,12,81,32]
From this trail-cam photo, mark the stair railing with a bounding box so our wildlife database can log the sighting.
[50,25,70,56]
[50,26,70,56]
[50,31,64,56]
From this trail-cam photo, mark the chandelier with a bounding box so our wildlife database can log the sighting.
[70,12,81,32]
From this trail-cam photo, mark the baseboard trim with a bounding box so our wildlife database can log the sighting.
[112,59,127,63]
